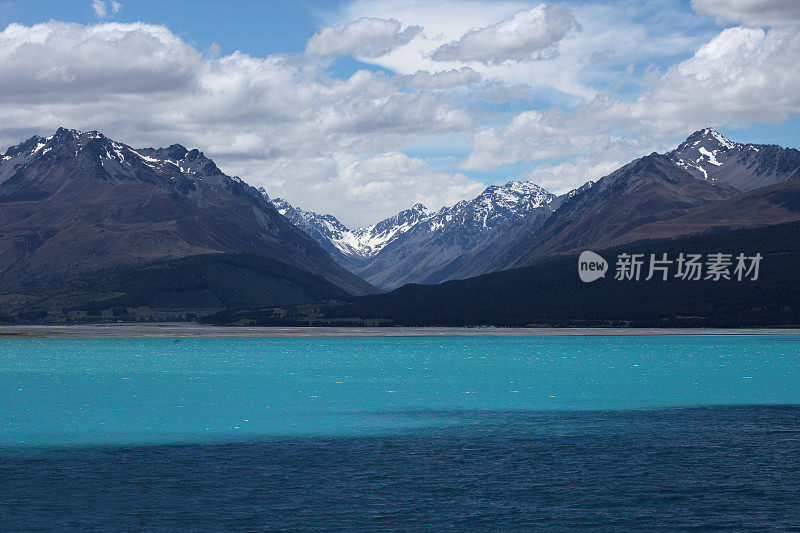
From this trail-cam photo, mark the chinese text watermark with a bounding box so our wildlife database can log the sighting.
[579,251,762,282]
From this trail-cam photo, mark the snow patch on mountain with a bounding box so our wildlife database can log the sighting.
[0,127,239,195]
[669,127,741,181]
[667,127,800,191]
[420,181,554,234]
[269,195,429,260]
[270,180,556,263]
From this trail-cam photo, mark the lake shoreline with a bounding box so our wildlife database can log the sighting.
[2,323,800,339]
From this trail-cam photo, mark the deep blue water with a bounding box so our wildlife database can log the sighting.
[1,335,799,530]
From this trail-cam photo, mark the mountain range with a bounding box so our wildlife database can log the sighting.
[295,220,800,329]
[491,130,800,270]
[0,128,373,296]
[272,180,564,289]
[1,126,799,324]
[272,128,800,289]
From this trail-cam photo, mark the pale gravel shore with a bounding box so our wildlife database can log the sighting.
[1,323,800,339]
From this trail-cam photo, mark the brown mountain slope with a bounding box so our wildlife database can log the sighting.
[465,152,740,271]
[622,177,800,242]
[0,128,375,295]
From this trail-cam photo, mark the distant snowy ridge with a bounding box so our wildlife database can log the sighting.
[268,180,555,262]
[268,196,429,261]
[268,127,799,290]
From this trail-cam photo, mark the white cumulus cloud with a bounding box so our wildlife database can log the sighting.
[463,24,800,179]
[691,0,800,27]
[305,17,421,58]
[644,26,800,125]
[431,4,579,64]
[91,0,120,18]
[334,0,711,102]
[519,158,624,194]
[0,21,479,226]
[317,153,486,226]
[0,22,199,97]
[91,0,106,18]
[400,67,481,89]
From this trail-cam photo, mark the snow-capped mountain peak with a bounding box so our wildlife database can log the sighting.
[271,196,350,236]
[2,128,225,178]
[271,180,556,267]
[479,180,553,210]
[667,127,800,191]
[669,127,742,180]
[420,180,555,232]
[1,127,231,191]
[269,196,432,263]
[676,128,738,151]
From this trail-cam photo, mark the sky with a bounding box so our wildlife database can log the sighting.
[1,0,799,227]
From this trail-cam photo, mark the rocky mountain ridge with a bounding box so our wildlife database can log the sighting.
[275,128,800,289]
[0,128,374,295]
[271,180,558,288]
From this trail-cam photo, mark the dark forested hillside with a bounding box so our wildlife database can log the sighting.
[205,221,800,328]
[0,254,354,323]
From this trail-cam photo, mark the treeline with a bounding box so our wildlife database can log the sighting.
[290,221,800,328]
[78,253,353,311]
[5,222,800,328]
[0,253,354,324]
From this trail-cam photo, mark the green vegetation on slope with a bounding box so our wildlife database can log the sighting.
[205,221,800,328]
[0,253,354,324]
[6,222,800,328]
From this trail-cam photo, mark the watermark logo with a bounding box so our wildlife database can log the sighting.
[578,251,762,282]
[578,250,608,282]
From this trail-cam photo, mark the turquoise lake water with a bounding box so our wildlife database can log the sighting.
[1,335,799,446]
